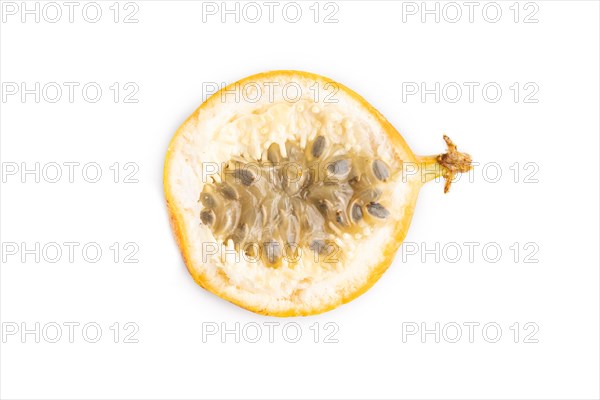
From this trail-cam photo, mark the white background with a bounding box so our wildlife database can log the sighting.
[1,1,599,399]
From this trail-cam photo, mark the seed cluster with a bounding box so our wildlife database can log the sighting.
[199,135,392,267]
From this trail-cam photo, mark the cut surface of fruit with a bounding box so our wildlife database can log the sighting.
[164,70,472,316]
[199,137,393,269]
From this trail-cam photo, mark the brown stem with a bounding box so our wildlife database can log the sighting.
[416,135,472,193]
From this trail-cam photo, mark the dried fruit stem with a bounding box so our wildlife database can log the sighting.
[416,135,472,193]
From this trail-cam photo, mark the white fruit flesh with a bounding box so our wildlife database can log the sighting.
[165,73,423,314]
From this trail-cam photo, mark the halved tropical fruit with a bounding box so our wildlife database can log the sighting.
[164,70,471,316]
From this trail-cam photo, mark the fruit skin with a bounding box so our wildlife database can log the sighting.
[164,70,427,317]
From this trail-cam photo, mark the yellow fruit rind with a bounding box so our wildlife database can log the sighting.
[164,70,423,317]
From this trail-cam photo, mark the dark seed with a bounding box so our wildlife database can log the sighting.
[335,210,349,226]
[230,223,248,244]
[200,192,216,208]
[309,239,328,255]
[316,200,329,215]
[372,159,390,181]
[327,159,351,176]
[219,182,238,200]
[200,209,215,226]
[351,203,363,222]
[244,242,259,258]
[267,143,282,163]
[366,202,390,219]
[234,168,256,186]
[311,135,326,158]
